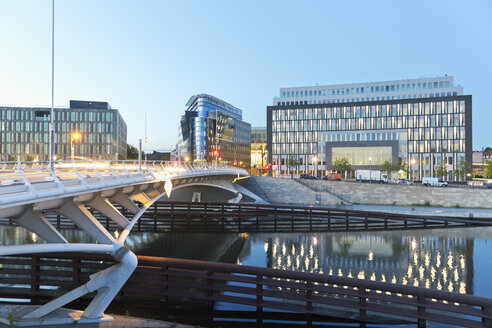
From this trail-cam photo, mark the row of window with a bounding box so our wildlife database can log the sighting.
[1,121,115,134]
[272,138,466,155]
[0,132,115,145]
[278,92,458,105]
[273,128,464,147]
[272,114,465,134]
[280,80,453,98]
[0,109,115,122]
[273,101,466,121]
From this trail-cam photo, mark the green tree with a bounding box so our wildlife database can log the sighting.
[332,157,351,179]
[487,160,492,179]
[484,147,492,153]
[434,161,448,179]
[455,160,472,181]
[382,160,395,178]
[287,156,299,178]
[126,144,139,160]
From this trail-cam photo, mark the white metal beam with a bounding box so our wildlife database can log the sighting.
[58,200,116,244]
[129,191,149,205]
[16,208,67,243]
[87,195,129,228]
[110,191,139,214]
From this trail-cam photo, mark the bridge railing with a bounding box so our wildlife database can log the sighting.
[1,253,491,327]
[0,160,248,204]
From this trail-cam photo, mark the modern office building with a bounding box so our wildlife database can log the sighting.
[0,100,127,161]
[267,91,472,181]
[176,94,251,168]
[273,76,463,106]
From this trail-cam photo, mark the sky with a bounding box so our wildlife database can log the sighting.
[0,0,491,151]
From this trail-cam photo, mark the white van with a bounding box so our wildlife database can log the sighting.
[422,177,448,187]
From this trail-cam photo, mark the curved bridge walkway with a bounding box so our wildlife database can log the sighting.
[0,160,248,326]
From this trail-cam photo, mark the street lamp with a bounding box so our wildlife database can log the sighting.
[71,132,80,162]
[411,158,416,182]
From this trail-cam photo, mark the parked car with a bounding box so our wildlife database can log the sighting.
[398,178,414,185]
[422,177,448,187]
[323,172,341,181]
[300,174,317,180]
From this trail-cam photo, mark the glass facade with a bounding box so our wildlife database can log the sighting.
[267,95,472,180]
[273,76,463,106]
[0,101,127,161]
[332,146,392,166]
[251,127,268,172]
[176,94,251,168]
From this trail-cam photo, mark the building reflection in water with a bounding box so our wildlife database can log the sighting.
[0,226,95,245]
[242,232,474,295]
[0,225,477,295]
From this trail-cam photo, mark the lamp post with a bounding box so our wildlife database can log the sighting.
[70,132,80,162]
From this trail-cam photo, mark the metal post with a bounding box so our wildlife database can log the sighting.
[138,138,142,172]
[48,0,55,169]
[70,136,74,162]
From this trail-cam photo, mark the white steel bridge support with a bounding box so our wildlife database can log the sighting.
[0,160,249,326]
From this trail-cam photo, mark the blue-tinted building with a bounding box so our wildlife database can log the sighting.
[176,94,251,168]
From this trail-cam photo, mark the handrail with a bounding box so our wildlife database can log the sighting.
[5,201,490,233]
[1,253,490,327]
[0,160,248,208]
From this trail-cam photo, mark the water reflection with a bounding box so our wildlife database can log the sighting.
[2,224,491,297]
[0,226,95,245]
[240,230,482,295]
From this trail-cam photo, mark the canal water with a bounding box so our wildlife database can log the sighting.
[2,225,491,299]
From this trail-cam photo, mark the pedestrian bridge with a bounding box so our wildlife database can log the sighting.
[0,160,249,326]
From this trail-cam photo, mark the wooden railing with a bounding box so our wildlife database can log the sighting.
[1,253,492,327]
[13,201,490,233]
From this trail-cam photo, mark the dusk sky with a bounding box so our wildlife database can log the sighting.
[0,0,491,151]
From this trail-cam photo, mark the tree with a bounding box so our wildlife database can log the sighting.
[434,161,448,179]
[382,160,395,177]
[455,160,472,181]
[126,144,139,160]
[332,157,351,179]
[484,147,492,153]
[287,156,299,178]
[487,160,492,179]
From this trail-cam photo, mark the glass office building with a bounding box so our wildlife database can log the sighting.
[0,100,127,161]
[273,76,463,106]
[176,94,251,168]
[267,95,472,181]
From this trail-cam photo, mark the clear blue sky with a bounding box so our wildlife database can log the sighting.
[0,0,491,151]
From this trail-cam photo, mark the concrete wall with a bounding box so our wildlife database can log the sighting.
[297,179,492,208]
[252,177,341,205]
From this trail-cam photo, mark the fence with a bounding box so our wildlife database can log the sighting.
[1,253,491,327]
[2,202,491,234]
